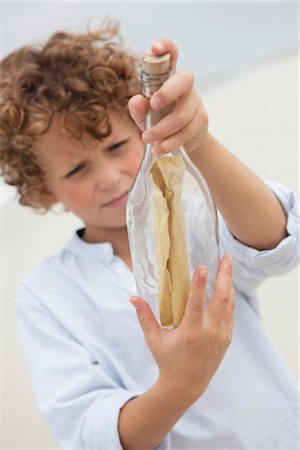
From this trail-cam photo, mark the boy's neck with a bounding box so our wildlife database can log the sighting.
[82,225,132,271]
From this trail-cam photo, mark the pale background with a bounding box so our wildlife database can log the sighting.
[0,2,298,449]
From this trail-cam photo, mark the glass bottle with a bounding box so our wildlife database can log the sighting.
[127,52,219,328]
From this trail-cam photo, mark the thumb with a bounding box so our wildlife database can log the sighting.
[129,296,161,344]
[128,95,149,131]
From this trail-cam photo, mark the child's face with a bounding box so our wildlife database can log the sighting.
[34,111,144,237]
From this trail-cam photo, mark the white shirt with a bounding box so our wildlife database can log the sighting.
[16,180,299,449]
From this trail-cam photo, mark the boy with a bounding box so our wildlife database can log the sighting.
[1,25,298,449]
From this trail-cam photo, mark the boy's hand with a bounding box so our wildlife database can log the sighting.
[130,254,235,404]
[128,39,209,156]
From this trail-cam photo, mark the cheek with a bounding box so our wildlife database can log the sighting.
[62,184,94,209]
[128,142,144,175]
[130,158,142,175]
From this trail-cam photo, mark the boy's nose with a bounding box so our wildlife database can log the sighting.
[95,166,122,191]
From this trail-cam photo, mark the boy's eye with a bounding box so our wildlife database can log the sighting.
[65,162,86,178]
[107,139,128,152]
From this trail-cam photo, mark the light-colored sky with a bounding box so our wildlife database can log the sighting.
[1,2,297,87]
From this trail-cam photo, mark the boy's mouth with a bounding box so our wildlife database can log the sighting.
[102,191,129,208]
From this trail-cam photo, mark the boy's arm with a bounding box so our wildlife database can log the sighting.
[218,179,299,296]
[119,255,234,450]
[187,131,287,250]
[119,381,191,450]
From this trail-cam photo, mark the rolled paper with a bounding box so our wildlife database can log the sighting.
[150,154,190,327]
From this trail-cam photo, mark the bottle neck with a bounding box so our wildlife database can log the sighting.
[140,70,171,97]
[140,69,175,128]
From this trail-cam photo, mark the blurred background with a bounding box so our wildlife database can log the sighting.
[1,2,298,449]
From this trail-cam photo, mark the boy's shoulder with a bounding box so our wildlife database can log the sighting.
[15,229,133,321]
[15,230,88,313]
[18,228,116,296]
[19,233,77,290]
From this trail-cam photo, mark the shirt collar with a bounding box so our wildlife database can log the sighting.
[65,229,115,263]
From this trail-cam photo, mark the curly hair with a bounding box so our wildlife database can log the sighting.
[0,20,141,211]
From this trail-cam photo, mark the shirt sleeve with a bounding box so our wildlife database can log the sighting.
[219,180,300,295]
[16,284,170,450]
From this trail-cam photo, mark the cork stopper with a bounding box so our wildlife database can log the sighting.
[142,52,170,75]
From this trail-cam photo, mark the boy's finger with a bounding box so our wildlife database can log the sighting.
[149,71,194,111]
[220,285,235,328]
[209,254,233,313]
[151,39,178,71]
[142,92,197,146]
[129,296,161,346]
[181,265,207,328]
[128,95,149,131]
[150,118,195,156]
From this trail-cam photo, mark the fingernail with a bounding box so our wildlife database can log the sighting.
[151,96,161,109]
[194,266,207,288]
[142,131,154,143]
[153,41,164,51]
[152,145,160,156]
[226,254,233,267]
[128,97,136,109]
[198,266,208,278]
[129,297,141,311]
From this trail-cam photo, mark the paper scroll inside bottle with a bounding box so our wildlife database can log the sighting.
[150,153,190,327]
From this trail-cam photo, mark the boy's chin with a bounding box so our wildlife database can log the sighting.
[105,209,127,229]
[113,218,128,229]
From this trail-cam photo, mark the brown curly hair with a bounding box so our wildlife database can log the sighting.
[0,20,141,212]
